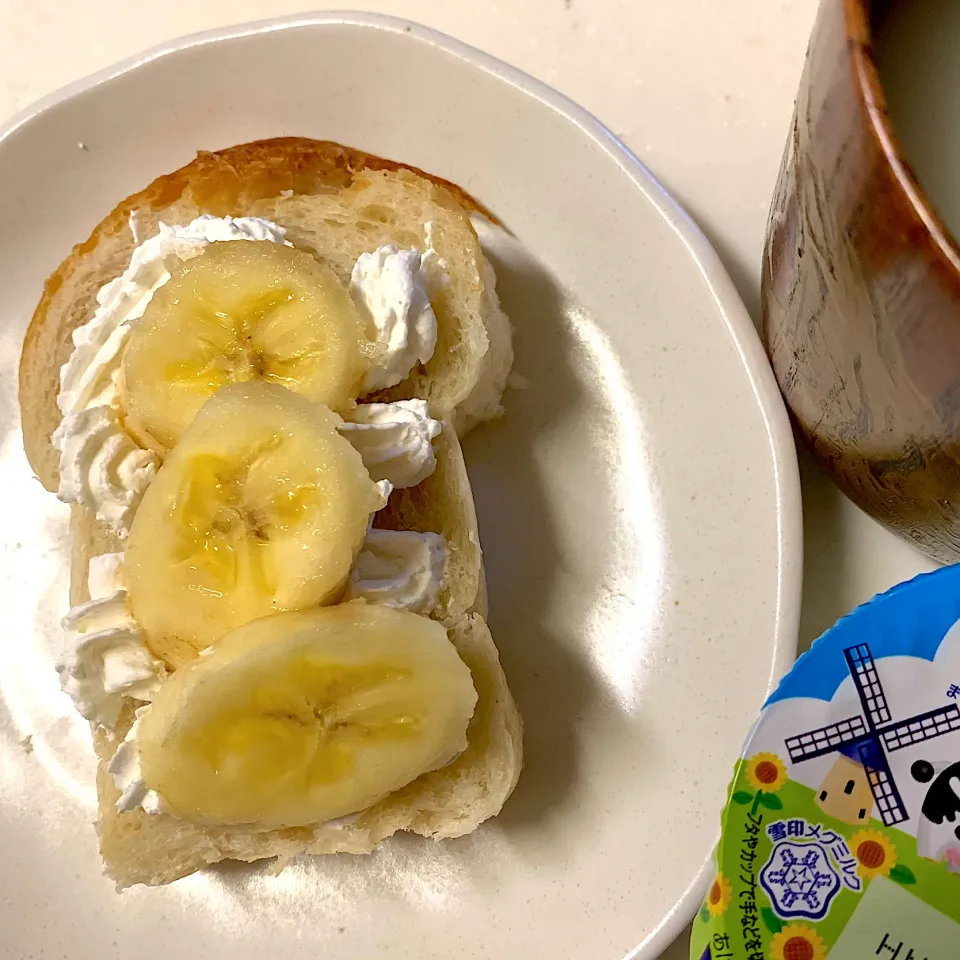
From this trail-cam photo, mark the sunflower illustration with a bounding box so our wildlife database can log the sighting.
[745,752,788,792]
[851,829,897,879]
[706,871,732,917]
[770,924,826,960]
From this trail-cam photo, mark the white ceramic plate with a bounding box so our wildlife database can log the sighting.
[0,13,801,960]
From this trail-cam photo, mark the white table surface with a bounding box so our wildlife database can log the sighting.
[0,1,940,956]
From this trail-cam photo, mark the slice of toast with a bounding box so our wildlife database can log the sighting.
[20,139,521,887]
[20,138,514,492]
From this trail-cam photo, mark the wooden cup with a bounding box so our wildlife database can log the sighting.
[762,0,960,562]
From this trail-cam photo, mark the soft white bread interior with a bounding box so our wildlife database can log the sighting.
[20,138,513,492]
[23,139,520,887]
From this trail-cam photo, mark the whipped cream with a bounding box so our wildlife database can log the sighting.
[351,243,440,393]
[109,708,165,814]
[54,215,290,536]
[52,406,158,534]
[339,400,441,489]
[345,529,446,613]
[87,551,124,597]
[57,552,165,729]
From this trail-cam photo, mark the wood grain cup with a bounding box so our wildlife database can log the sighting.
[762,0,960,562]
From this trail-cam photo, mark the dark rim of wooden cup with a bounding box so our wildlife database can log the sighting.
[845,0,960,279]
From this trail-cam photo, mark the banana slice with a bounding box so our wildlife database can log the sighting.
[120,240,373,455]
[135,603,478,827]
[124,382,386,661]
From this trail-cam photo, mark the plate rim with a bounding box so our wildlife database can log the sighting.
[0,11,803,958]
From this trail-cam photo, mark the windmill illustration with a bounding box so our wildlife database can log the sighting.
[785,643,960,826]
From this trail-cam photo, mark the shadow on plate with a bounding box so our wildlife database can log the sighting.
[463,232,607,832]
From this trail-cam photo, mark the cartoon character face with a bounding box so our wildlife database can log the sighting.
[911,759,960,871]
[814,754,874,825]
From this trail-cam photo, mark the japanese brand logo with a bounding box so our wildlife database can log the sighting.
[759,818,861,921]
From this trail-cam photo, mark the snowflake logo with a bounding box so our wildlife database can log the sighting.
[759,841,841,921]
